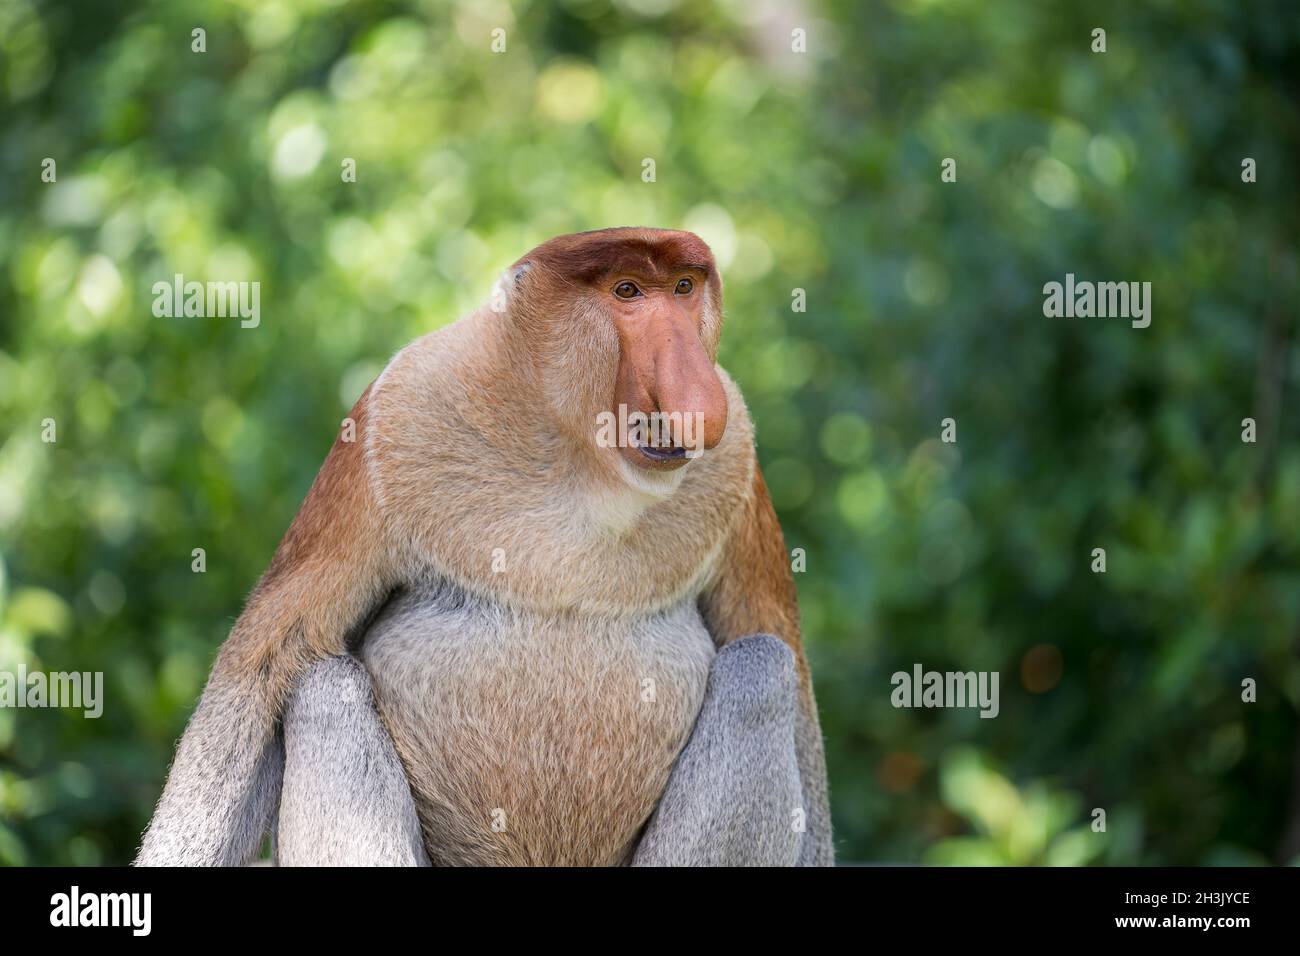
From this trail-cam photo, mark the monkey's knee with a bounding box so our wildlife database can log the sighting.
[277,655,429,866]
[632,634,802,867]
[716,637,834,867]
[709,633,797,725]
[284,655,373,729]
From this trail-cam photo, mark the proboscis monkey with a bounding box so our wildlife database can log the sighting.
[137,228,833,866]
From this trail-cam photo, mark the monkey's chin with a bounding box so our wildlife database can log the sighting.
[615,449,691,499]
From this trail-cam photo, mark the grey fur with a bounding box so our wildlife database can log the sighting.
[633,634,815,866]
[794,682,835,866]
[139,634,832,867]
[275,656,429,866]
[135,678,283,866]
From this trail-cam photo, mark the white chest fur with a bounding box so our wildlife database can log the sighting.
[360,581,716,865]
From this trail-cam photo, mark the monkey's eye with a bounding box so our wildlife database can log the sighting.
[613,281,642,299]
[675,278,694,295]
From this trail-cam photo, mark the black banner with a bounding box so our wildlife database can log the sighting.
[2,865,1291,941]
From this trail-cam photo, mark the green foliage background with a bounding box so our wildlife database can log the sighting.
[1,0,1298,865]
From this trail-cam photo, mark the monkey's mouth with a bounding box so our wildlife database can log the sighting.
[623,433,694,471]
[636,442,688,462]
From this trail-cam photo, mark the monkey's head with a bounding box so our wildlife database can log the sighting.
[505,227,730,490]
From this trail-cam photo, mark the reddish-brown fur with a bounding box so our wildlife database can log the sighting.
[215,383,390,718]
[522,228,723,299]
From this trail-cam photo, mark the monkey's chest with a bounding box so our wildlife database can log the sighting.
[359,585,715,866]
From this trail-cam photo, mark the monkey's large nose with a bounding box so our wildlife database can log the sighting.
[649,319,729,451]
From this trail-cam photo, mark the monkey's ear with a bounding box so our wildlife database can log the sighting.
[490,261,535,316]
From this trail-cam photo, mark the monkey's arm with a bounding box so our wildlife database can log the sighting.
[136,388,397,866]
[275,655,429,866]
[643,465,833,866]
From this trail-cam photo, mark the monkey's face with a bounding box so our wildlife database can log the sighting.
[517,228,729,481]
[604,266,729,475]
